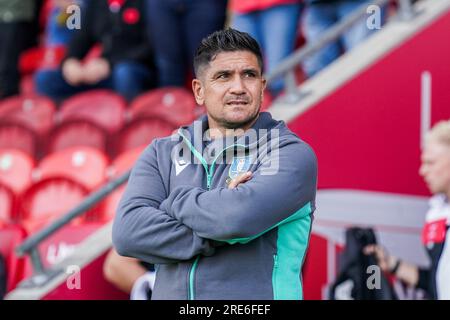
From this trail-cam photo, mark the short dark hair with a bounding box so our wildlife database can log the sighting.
[193,28,264,78]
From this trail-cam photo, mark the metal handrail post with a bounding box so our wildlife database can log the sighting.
[16,170,131,275]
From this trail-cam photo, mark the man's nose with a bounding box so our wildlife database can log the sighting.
[229,75,246,94]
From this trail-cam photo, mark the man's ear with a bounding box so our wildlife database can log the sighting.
[192,79,205,105]
[261,77,267,99]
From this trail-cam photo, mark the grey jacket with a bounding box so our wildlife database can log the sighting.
[112,112,318,300]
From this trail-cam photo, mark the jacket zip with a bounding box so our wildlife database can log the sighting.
[272,254,279,300]
[188,256,200,300]
[179,129,246,300]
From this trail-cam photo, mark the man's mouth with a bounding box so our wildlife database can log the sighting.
[226,100,249,106]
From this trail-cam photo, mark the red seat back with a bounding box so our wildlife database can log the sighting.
[19,177,90,232]
[0,149,35,194]
[48,119,108,154]
[58,90,126,134]
[37,146,108,191]
[0,184,15,224]
[0,122,38,157]
[110,146,145,177]
[129,87,197,126]
[101,186,126,223]
[101,146,145,222]
[116,117,175,154]
[0,95,56,136]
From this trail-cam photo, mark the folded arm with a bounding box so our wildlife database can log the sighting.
[164,140,318,244]
[112,141,215,264]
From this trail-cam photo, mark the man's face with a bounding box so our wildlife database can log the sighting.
[419,140,450,195]
[192,51,266,130]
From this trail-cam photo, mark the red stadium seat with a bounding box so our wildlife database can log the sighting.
[0,122,38,157]
[0,95,56,157]
[0,95,56,136]
[48,119,109,154]
[101,146,145,222]
[0,184,15,224]
[57,90,126,134]
[0,149,35,194]
[0,224,27,292]
[37,146,109,191]
[116,117,175,154]
[110,146,145,177]
[101,186,125,223]
[19,177,91,232]
[129,87,198,126]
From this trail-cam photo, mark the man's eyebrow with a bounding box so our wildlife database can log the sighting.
[242,68,260,75]
[212,69,231,75]
[211,68,260,77]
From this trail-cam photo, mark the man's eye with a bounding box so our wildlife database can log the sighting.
[244,72,256,78]
[217,73,229,79]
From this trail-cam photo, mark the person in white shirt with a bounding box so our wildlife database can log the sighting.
[365,119,450,300]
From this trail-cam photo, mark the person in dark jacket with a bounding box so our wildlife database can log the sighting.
[0,0,41,99]
[145,0,227,87]
[330,227,396,300]
[36,0,156,102]
[365,120,450,300]
[112,28,318,300]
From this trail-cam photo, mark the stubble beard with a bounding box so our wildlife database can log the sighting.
[210,105,261,130]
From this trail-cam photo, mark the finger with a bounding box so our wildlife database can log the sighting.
[227,173,249,189]
[228,171,252,189]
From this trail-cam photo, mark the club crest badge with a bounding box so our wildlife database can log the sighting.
[228,156,251,180]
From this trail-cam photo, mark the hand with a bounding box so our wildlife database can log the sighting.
[82,58,111,84]
[62,58,84,86]
[363,244,397,273]
[227,171,252,189]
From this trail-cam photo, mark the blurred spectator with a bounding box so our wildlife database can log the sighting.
[365,120,450,300]
[36,0,156,102]
[0,0,41,99]
[145,0,227,87]
[33,1,85,96]
[230,0,303,96]
[103,248,155,300]
[329,227,396,300]
[302,0,386,77]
